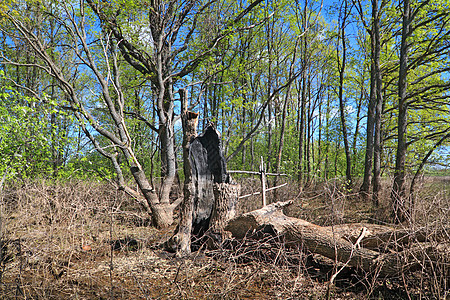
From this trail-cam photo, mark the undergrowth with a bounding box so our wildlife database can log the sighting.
[0,177,448,299]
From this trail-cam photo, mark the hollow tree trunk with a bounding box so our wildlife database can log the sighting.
[190,126,228,235]
[168,109,231,256]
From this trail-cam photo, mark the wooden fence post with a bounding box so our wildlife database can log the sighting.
[260,156,267,207]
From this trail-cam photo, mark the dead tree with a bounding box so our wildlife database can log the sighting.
[165,89,198,256]
[225,200,450,277]
[167,93,239,256]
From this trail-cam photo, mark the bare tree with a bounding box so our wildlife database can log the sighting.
[336,0,353,188]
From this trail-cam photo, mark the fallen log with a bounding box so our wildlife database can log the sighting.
[326,222,449,250]
[225,201,449,277]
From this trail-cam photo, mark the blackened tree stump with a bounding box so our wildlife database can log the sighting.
[167,90,237,256]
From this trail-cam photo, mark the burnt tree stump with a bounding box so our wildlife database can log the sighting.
[189,125,230,236]
[167,89,239,256]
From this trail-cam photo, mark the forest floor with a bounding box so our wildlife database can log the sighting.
[0,177,448,299]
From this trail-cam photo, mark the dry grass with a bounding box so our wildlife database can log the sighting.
[0,177,448,299]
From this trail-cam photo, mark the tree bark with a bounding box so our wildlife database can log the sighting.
[123,147,175,228]
[360,0,377,198]
[372,88,383,206]
[298,76,306,186]
[168,119,230,256]
[351,76,363,177]
[297,0,308,187]
[325,223,449,250]
[274,38,299,199]
[265,7,274,173]
[209,182,241,243]
[372,0,384,207]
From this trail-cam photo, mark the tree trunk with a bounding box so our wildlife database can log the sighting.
[372,98,382,206]
[392,0,412,223]
[317,98,323,177]
[306,82,312,184]
[351,77,363,177]
[298,76,306,186]
[324,92,331,179]
[327,222,450,250]
[372,85,383,207]
[372,0,383,207]
[209,182,241,245]
[274,38,298,198]
[168,118,230,256]
[123,147,175,229]
[297,0,308,187]
[168,89,199,257]
[158,83,177,206]
[266,103,273,172]
[360,1,377,197]
[225,201,449,277]
[274,80,289,182]
[265,9,274,173]
[360,66,376,195]
[337,0,352,188]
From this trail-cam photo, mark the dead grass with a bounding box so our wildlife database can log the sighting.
[0,177,448,299]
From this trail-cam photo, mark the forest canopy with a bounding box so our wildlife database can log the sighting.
[0,0,449,224]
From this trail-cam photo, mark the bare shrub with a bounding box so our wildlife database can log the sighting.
[0,177,447,299]
[234,176,449,299]
[0,179,142,298]
[404,176,450,299]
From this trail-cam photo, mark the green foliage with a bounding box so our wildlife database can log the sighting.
[1,0,449,188]
[0,84,52,179]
